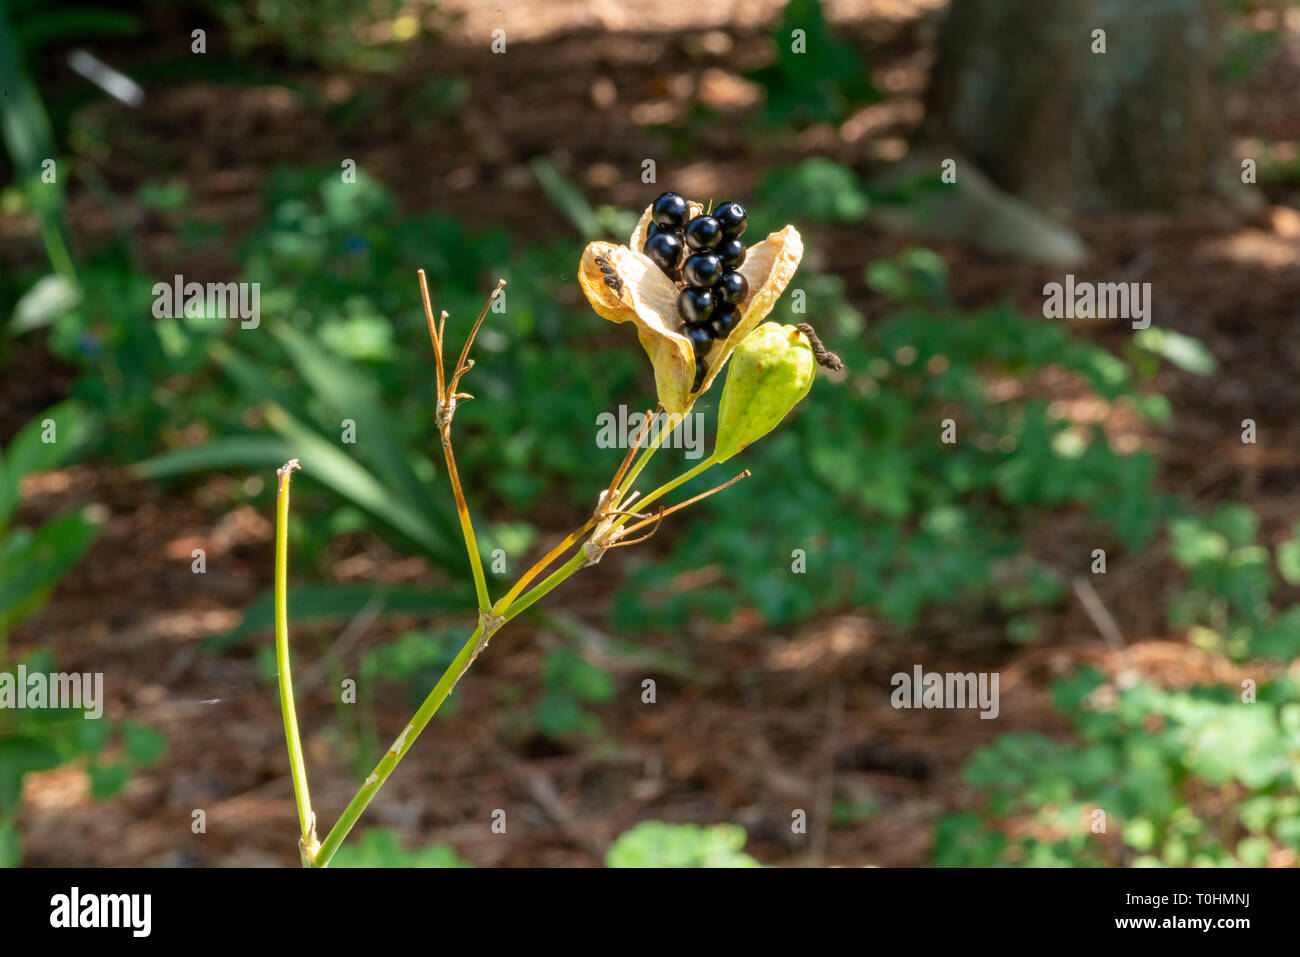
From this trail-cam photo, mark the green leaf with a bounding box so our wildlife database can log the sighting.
[758,158,869,225]
[1276,817,1300,850]
[0,2,73,281]
[1277,528,1300,586]
[530,156,602,240]
[122,722,168,767]
[0,401,92,530]
[536,691,598,738]
[10,273,81,334]
[1236,835,1271,866]
[136,180,190,211]
[270,323,454,538]
[1124,818,1157,852]
[0,3,55,180]
[205,583,471,652]
[0,816,19,867]
[209,341,312,420]
[1208,503,1259,547]
[331,827,470,867]
[543,649,614,703]
[746,0,877,129]
[208,340,461,567]
[0,735,61,814]
[605,822,761,868]
[865,248,949,304]
[262,402,459,565]
[933,811,1006,867]
[15,8,141,53]
[0,507,102,630]
[1133,328,1218,376]
[136,434,297,478]
[87,761,129,800]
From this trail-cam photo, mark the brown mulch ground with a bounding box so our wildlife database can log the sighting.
[4,0,1300,866]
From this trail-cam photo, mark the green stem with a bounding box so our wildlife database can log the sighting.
[274,462,316,863]
[616,407,687,500]
[314,533,595,867]
[490,519,594,619]
[313,623,485,867]
[459,500,492,614]
[504,550,587,621]
[617,433,663,499]
[442,432,492,615]
[616,452,720,526]
[502,454,722,622]
[310,439,723,866]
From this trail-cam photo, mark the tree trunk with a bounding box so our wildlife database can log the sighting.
[923,0,1228,213]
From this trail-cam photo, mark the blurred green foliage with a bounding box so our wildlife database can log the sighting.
[0,402,99,632]
[605,821,761,867]
[121,166,639,634]
[534,648,615,739]
[352,632,616,750]
[1167,505,1300,661]
[205,0,433,68]
[5,153,1194,711]
[0,0,94,283]
[0,406,165,868]
[936,668,1300,867]
[330,826,469,868]
[0,655,167,866]
[330,820,760,868]
[747,0,878,129]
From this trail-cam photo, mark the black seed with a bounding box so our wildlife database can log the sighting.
[644,232,684,274]
[716,238,746,268]
[714,201,747,238]
[652,192,689,229]
[647,222,660,238]
[683,215,722,251]
[677,286,716,324]
[715,270,748,306]
[709,304,739,339]
[684,322,712,358]
[692,357,708,392]
[682,252,723,287]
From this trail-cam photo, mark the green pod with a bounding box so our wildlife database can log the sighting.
[714,322,815,462]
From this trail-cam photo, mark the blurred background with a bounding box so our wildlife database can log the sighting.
[1,0,1299,868]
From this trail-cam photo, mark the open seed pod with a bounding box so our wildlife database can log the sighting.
[579,199,803,415]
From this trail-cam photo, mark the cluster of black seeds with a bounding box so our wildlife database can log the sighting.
[642,192,749,391]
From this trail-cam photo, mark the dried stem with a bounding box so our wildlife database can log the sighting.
[418,270,446,401]
[619,469,751,537]
[449,279,505,398]
[419,272,506,615]
[492,517,597,617]
[607,405,660,506]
